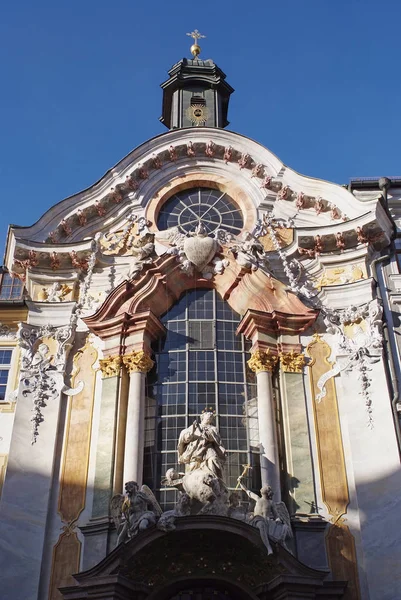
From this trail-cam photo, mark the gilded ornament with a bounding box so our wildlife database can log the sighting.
[258,228,294,252]
[37,287,49,301]
[247,350,278,374]
[99,356,122,378]
[186,29,206,58]
[279,351,306,373]
[122,351,154,374]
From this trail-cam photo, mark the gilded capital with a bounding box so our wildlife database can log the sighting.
[279,351,306,373]
[99,355,122,378]
[122,350,154,374]
[247,349,278,374]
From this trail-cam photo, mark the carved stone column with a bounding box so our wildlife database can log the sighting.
[122,351,154,487]
[248,349,280,496]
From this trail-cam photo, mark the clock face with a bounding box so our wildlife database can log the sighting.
[186,104,209,126]
[157,188,244,235]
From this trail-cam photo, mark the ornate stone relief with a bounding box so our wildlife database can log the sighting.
[248,350,279,374]
[122,351,154,374]
[18,323,84,443]
[0,323,17,339]
[316,299,383,427]
[160,223,226,277]
[252,212,315,298]
[279,351,307,373]
[313,264,366,290]
[158,222,277,279]
[110,412,292,555]
[98,356,122,378]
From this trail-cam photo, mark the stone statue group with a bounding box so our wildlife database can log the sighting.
[111,411,292,555]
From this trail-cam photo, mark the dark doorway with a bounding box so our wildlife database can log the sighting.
[168,586,237,600]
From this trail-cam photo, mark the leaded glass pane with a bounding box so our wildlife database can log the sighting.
[157,353,186,383]
[0,273,23,300]
[0,350,12,364]
[144,289,260,509]
[187,288,214,319]
[188,351,215,381]
[216,321,242,351]
[188,321,215,349]
[188,382,216,415]
[217,351,244,383]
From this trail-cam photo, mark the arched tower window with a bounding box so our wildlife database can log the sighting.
[144,289,261,509]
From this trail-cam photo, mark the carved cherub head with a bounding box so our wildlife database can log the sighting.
[194,222,207,237]
[229,492,240,507]
[260,485,274,500]
[125,481,139,496]
[201,411,215,425]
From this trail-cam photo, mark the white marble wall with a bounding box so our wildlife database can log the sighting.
[0,380,63,600]
[336,359,401,600]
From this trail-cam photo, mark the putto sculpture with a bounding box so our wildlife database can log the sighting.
[237,476,293,554]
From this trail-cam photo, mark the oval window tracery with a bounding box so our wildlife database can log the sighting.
[157,187,244,235]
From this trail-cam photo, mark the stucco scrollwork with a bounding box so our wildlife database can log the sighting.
[18,322,84,444]
[248,350,279,374]
[122,351,154,374]
[317,299,383,427]
[252,212,315,299]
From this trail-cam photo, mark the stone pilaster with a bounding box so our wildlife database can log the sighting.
[279,350,315,514]
[92,355,122,518]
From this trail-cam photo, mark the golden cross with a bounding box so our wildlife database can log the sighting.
[235,464,252,489]
[186,29,206,43]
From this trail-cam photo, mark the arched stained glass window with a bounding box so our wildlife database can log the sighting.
[144,289,261,510]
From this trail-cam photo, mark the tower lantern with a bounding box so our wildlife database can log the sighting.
[160,30,234,130]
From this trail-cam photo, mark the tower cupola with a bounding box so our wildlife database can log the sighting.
[160,30,234,130]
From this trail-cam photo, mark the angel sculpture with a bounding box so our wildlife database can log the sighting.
[237,477,293,555]
[110,481,162,546]
[157,492,191,532]
[229,231,272,274]
[127,233,155,279]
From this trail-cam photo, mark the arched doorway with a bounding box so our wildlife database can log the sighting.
[148,577,258,600]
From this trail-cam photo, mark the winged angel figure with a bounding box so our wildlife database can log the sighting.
[110,481,162,546]
[237,476,293,554]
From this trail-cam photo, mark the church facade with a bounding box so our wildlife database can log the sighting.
[0,37,400,600]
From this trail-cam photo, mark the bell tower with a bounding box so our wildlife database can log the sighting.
[160,30,234,130]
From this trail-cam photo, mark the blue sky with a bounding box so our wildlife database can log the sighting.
[0,0,400,254]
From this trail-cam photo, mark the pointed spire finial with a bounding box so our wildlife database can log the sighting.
[186,29,206,59]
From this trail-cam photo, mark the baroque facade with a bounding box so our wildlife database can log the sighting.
[0,37,400,600]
